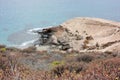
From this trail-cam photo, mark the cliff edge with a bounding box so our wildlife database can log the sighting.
[35,17,120,52]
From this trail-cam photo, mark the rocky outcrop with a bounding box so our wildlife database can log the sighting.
[35,17,120,52]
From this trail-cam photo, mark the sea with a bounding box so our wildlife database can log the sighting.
[0,0,120,47]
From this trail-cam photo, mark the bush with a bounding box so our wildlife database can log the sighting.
[0,45,6,48]
[22,46,36,53]
[65,63,84,73]
[80,58,120,80]
[51,62,85,77]
[6,47,20,52]
[0,48,6,52]
[51,61,64,67]
[76,54,94,63]
[51,65,64,77]
[0,53,20,80]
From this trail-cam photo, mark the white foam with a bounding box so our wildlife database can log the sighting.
[20,39,36,47]
[27,26,52,35]
[27,28,42,35]
[11,39,38,49]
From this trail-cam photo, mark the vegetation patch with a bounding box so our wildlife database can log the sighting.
[0,45,119,80]
[0,48,6,52]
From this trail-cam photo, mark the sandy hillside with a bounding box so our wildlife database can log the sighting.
[60,17,120,52]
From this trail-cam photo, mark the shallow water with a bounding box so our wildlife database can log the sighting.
[0,0,120,46]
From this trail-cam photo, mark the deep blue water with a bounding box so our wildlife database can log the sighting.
[0,0,120,46]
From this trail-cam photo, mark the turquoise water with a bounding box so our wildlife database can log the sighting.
[0,0,120,46]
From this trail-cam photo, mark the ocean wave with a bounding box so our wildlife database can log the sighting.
[20,39,36,47]
[10,39,38,49]
[27,26,52,35]
[27,28,43,35]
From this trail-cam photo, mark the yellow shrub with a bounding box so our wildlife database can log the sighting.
[51,61,64,67]
[0,48,6,52]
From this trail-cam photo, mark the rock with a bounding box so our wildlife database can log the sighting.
[87,46,96,50]
[86,36,94,40]
[51,35,58,45]
[34,40,41,46]
[57,45,62,49]
[76,35,83,40]
[61,44,71,50]
[67,48,73,53]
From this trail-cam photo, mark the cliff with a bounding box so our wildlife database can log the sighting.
[35,17,120,52]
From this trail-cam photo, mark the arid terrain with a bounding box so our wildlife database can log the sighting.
[0,17,120,80]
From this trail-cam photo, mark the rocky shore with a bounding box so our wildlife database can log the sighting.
[34,17,120,52]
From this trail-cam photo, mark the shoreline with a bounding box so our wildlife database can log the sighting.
[2,26,53,49]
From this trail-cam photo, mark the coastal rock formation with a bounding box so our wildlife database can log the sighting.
[35,17,120,52]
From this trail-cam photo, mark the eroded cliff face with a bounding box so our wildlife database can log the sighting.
[35,17,120,52]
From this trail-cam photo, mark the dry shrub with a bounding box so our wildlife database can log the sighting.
[0,45,6,48]
[51,62,86,77]
[81,58,120,80]
[22,46,36,53]
[0,53,19,80]
[47,57,120,80]
[76,54,94,63]
[6,47,20,52]
[0,52,36,80]
[51,65,64,77]
[65,63,85,73]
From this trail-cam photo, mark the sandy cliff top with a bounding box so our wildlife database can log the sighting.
[37,17,120,52]
[60,17,120,52]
